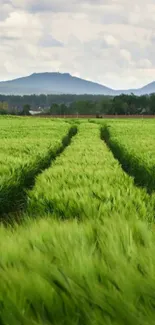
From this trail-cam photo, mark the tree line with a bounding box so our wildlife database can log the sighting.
[0,93,155,115]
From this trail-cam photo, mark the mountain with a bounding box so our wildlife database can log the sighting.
[0,73,115,95]
[135,81,155,95]
[0,72,155,95]
[115,82,155,96]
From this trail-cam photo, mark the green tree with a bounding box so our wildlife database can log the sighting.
[149,94,155,114]
[60,103,68,115]
[0,102,8,115]
[112,97,127,115]
[22,104,31,115]
[49,103,60,115]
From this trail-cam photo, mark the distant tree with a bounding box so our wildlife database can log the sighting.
[0,102,8,114]
[1,93,155,116]
[60,103,68,115]
[49,103,59,115]
[22,104,31,115]
[149,94,155,114]
[112,97,126,115]
[100,98,113,114]
[9,106,18,115]
[2,102,9,111]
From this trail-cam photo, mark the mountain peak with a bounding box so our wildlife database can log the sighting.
[0,72,114,95]
[0,72,155,95]
[30,72,71,77]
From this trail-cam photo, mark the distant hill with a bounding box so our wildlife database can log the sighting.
[0,73,115,95]
[115,81,155,96]
[135,81,155,95]
[0,72,155,95]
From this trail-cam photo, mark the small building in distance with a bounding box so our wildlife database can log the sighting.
[29,107,43,115]
[29,110,42,115]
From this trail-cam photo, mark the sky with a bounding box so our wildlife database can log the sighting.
[0,0,155,89]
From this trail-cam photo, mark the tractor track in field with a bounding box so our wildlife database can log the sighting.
[1,126,78,224]
[101,125,155,195]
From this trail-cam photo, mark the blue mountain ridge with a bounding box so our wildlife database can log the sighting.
[0,72,154,95]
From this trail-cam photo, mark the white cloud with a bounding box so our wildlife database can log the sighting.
[0,0,155,88]
[137,59,152,69]
[120,49,132,61]
[104,34,119,47]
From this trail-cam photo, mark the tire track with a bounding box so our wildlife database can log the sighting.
[1,126,77,222]
[101,125,154,194]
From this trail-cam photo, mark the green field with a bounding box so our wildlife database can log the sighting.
[1,116,155,325]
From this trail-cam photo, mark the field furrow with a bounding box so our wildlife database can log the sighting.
[101,120,155,193]
[0,117,76,216]
[27,123,155,222]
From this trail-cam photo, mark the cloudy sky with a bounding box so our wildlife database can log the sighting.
[0,0,155,89]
